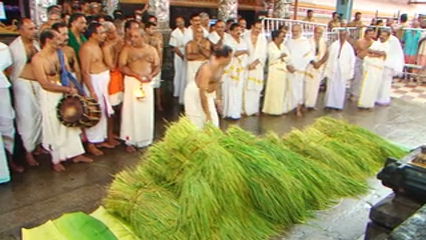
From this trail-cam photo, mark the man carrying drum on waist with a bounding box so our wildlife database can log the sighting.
[32,29,92,172]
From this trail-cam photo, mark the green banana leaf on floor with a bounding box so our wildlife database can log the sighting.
[22,207,138,240]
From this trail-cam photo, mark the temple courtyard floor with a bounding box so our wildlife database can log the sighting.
[0,91,425,240]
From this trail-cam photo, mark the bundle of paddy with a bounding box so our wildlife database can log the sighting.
[311,117,407,162]
[218,126,310,225]
[104,168,184,240]
[282,129,370,181]
[302,127,382,176]
[260,133,368,209]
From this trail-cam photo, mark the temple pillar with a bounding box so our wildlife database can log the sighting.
[148,0,170,31]
[103,0,119,16]
[218,0,238,21]
[30,0,57,27]
[336,0,354,21]
[273,0,292,19]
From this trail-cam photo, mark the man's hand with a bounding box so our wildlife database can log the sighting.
[138,75,152,83]
[287,65,296,73]
[90,91,98,101]
[216,99,223,114]
[69,87,78,95]
[248,62,257,70]
[313,62,321,69]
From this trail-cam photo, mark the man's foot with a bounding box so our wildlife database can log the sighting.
[9,160,25,173]
[33,146,48,155]
[113,134,121,140]
[96,142,115,149]
[26,152,40,166]
[296,110,303,117]
[73,155,93,163]
[125,145,137,153]
[87,144,104,156]
[254,112,260,116]
[53,163,66,172]
[107,138,121,147]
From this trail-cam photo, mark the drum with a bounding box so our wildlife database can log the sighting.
[56,94,101,128]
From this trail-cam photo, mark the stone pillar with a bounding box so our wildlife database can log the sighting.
[218,0,238,21]
[148,0,170,32]
[336,0,354,21]
[273,0,292,19]
[103,0,119,16]
[30,0,57,27]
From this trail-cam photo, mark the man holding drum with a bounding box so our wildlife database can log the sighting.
[32,29,92,172]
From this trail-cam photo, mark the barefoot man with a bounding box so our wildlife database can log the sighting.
[80,22,115,155]
[32,29,92,171]
[119,29,160,153]
[9,18,45,167]
[102,21,124,147]
[52,22,82,83]
[184,45,232,129]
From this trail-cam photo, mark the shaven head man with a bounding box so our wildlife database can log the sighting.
[32,29,93,171]
[118,28,160,153]
[291,24,302,39]
[80,22,115,155]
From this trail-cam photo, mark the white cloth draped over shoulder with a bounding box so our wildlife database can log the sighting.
[304,37,327,108]
[39,80,84,164]
[358,41,389,108]
[0,43,15,154]
[9,36,42,152]
[377,35,404,105]
[262,42,292,115]
[208,31,231,46]
[286,36,314,109]
[169,27,189,98]
[242,30,267,116]
[120,76,154,148]
[324,40,356,109]
[84,70,114,143]
[183,26,209,46]
[221,35,248,119]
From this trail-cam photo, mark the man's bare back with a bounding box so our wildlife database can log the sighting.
[355,38,373,59]
[80,42,109,74]
[196,62,223,93]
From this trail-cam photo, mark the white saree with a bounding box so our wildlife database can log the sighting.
[324,40,355,109]
[221,36,247,119]
[262,42,292,115]
[9,36,42,152]
[304,37,327,108]
[242,30,267,116]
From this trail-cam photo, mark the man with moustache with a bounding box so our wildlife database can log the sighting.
[80,23,115,155]
[68,13,87,59]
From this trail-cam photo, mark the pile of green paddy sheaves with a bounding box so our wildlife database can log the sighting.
[104,116,407,240]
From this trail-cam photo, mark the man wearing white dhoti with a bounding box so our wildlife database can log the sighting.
[262,30,296,115]
[304,26,329,109]
[349,28,375,101]
[0,43,24,173]
[324,30,356,110]
[376,33,404,106]
[9,18,44,167]
[32,29,92,172]
[119,29,160,153]
[185,26,211,99]
[169,16,189,99]
[184,46,232,129]
[357,31,390,109]
[242,20,267,116]
[221,23,248,119]
[80,22,115,155]
[183,13,209,46]
[285,24,314,117]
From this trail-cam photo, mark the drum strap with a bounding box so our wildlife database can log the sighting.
[57,50,85,95]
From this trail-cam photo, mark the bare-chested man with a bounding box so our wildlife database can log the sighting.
[102,21,125,147]
[328,12,341,31]
[32,29,92,171]
[184,46,232,129]
[349,28,375,101]
[52,22,82,83]
[119,29,160,153]
[186,26,211,88]
[144,22,164,111]
[9,18,46,167]
[80,22,115,155]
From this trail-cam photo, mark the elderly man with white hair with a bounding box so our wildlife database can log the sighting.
[200,12,210,32]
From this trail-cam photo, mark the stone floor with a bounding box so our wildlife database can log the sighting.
[1,93,426,240]
[391,81,426,104]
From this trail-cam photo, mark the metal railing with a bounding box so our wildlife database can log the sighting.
[261,18,327,39]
